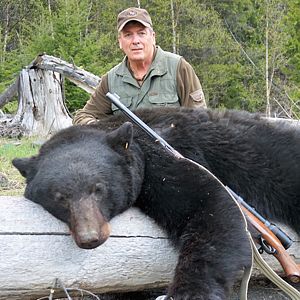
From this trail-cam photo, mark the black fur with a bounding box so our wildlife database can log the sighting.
[12,107,300,299]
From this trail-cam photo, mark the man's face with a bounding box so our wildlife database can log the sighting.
[118,22,155,62]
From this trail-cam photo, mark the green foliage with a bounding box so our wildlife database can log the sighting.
[2,99,18,114]
[0,0,299,116]
[283,0,300,83]
[0,137,40,196]
[64,81,90,114]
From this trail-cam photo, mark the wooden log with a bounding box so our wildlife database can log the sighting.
[0,196,299,299]
[0,196,177,299]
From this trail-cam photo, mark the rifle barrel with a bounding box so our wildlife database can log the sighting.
[106,92,183,158]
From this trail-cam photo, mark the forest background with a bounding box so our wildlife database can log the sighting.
[0,0,299,119]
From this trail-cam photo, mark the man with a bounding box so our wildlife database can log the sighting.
[73,7,207,125]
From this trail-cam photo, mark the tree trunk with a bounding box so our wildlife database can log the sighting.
[265,0,271,117]
[170,0,177,54]
[2,4,10,59]
[12,68,72,136]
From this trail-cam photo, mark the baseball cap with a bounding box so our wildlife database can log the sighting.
[117,7,153,32]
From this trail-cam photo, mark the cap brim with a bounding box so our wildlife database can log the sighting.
[118,19,152,32]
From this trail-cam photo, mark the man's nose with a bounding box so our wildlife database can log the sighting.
[132,34,141,44]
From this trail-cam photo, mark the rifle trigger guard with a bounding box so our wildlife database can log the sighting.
[258,236,276,255]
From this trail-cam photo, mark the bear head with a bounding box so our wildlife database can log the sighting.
[12,122,144,249]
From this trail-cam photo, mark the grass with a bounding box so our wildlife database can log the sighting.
[0,137,41,196]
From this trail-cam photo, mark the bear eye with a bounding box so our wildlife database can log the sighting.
[55,192,64,201]
[94,183,103,193]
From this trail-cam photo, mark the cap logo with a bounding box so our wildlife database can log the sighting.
[127,10,137,16]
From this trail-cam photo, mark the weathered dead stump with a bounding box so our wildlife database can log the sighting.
[0,67,72,137]
[11,68,72,136]
[0,53,101,137]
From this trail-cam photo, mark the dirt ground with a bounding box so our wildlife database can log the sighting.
[230,278,298,299]
[91,278,299,299]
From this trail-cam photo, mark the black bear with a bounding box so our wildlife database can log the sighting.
[13,107,300,299]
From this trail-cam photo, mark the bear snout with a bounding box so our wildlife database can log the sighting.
[69,197,111,249]
[73,222,111,249]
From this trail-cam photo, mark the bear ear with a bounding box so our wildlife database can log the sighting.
[106,122,133,151]
[12,157,38,179]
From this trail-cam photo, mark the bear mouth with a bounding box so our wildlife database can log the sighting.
[69,197,111,249]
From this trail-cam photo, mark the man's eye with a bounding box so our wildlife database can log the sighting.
[138,31,146,36]
[124,33,132,38]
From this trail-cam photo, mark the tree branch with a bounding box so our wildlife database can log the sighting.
[30,54,101,94]
[0,78,19,108]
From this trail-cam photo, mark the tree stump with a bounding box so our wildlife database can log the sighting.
[11,68,72,136]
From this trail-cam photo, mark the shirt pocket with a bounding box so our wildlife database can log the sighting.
[148,93,180,107]
[112,96,132,113]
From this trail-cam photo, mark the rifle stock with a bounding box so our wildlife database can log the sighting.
[240,204,300,283]
[105,92,300,283]
[225,187,300,283]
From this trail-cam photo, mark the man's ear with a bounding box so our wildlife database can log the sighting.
[152,31,156,45]
[106,122,133,151]
[118,37,122,50]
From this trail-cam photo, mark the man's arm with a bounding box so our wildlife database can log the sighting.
[73,74,112,125]
[176,58,207,108]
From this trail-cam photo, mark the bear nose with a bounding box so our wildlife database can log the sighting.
[69,197,111,249]
[76,230,103,249]
[73,221,111,249]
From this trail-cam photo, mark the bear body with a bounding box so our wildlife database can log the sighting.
[13,107,300,299]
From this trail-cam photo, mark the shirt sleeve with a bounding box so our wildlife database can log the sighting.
[176,58,207,108]
[72,74,112,125]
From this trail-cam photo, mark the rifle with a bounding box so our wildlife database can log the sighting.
[106,92,300,283]
[226,187,300,283]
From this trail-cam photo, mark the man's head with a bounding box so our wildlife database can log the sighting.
[117,7,156,63]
